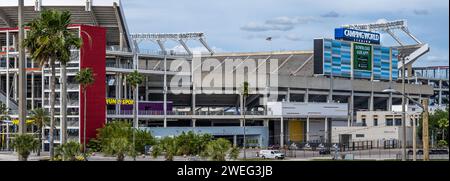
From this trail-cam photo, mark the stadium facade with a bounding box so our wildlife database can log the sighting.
[0,0,447,149]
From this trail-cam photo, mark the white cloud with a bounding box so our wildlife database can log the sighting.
[240,22,294,32]
[320,11,340,18]
[285,34,305,41]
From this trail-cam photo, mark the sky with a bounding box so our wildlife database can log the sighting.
[121,0,449,67]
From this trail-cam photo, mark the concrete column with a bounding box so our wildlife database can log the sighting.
[31,72,34,109]
[280,117,284,147]
[304,88,309,103]
[239,93,244,115]
[259,135,263,148]
[306,116,310,142]
[145,76,148,101]
[286,87,291,102]
[13,73,17,101]
[240,119,244,127]
[119,32,123,51]
[388,92,393,111]
[116,74,122,113]
[350,90,354,126]
[163,55,167,128]
[233,135,237,147]
[263,119,269,127]
[369,90,374,111]
[438,80,442,106]
[6,33,9,109]
[324,117,328,143]
[192,119,196,127]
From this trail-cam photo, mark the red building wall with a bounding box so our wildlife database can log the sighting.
[78,25,106,145]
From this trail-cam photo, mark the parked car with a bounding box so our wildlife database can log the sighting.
[259,150,285,159]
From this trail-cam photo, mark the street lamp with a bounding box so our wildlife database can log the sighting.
[383,88,427,161]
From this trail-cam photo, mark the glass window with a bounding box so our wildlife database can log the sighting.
[386,119,393,126]
[374,118,378,126]
[395,119,402,126]
[356,134,364,138]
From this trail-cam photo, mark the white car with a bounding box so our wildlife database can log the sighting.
[259,150,285,159]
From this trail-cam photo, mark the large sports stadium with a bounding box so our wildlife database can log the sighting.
[0,0,448,150]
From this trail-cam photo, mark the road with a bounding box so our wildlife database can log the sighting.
[0,149,448,161]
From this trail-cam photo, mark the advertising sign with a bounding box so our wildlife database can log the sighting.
[353,43,372,71]
[335,28,380,45]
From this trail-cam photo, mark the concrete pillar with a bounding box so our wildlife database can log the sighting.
[304,88,309,103]
[263,119,269,127]
[286,87,291,102]
[259,135,263,148]
[306,116,310,142]
[438,80,442,106]
[144,76,148,101]
[240,119,244,127]
[350,90,354,126]
[5,31,9,109]
[369,88,374,111]
[324,117,328,143]
[388,92,393,111]
[233,135,237,147]
[192,119,196,127]
[163,55,167,127]
[280,117,284,147]
[116,74,122,113]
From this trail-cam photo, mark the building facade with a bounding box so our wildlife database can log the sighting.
[0,0,443,150]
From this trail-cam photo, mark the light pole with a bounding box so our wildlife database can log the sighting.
[383,88,427,161]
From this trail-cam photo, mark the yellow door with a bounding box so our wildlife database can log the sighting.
[289,119,304,142]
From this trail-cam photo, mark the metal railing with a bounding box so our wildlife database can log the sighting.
[107,109,266,116]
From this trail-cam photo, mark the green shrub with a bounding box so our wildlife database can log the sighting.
[11,134,40,161]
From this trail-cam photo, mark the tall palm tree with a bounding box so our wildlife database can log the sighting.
[75,68,95,153]
[30,108,50,156]
[240,81,249,159]
[18,0,27,135]
[126,70,144,153]
[23,10,82,158]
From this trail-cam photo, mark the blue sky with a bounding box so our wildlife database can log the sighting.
[121,0,449,67]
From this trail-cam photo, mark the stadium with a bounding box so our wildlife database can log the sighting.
[0,0,448,150]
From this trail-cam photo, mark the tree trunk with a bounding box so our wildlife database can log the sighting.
[18,154,28,161]
[117,154,125,161]
[60,63,67,144]
[41,124,45,155]
[83,88,87,153]
[133,87,138,161]
[37,125,41,156]
[49,60,56,158]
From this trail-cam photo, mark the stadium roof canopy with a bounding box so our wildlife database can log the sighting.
[0,0,131,49]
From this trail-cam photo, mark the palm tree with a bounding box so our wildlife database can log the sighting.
[75,68,95,153]
[11,134,39,161]
[202,138,232,161]
[23,10,82,158]
[126,70,144,153]
[240,81,249,159]
[152,137,178,161]
[98,121,134,161]
[30,108,50,156]
[438,118,448,141]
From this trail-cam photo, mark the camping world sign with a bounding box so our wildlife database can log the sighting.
[335,28,380,45]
